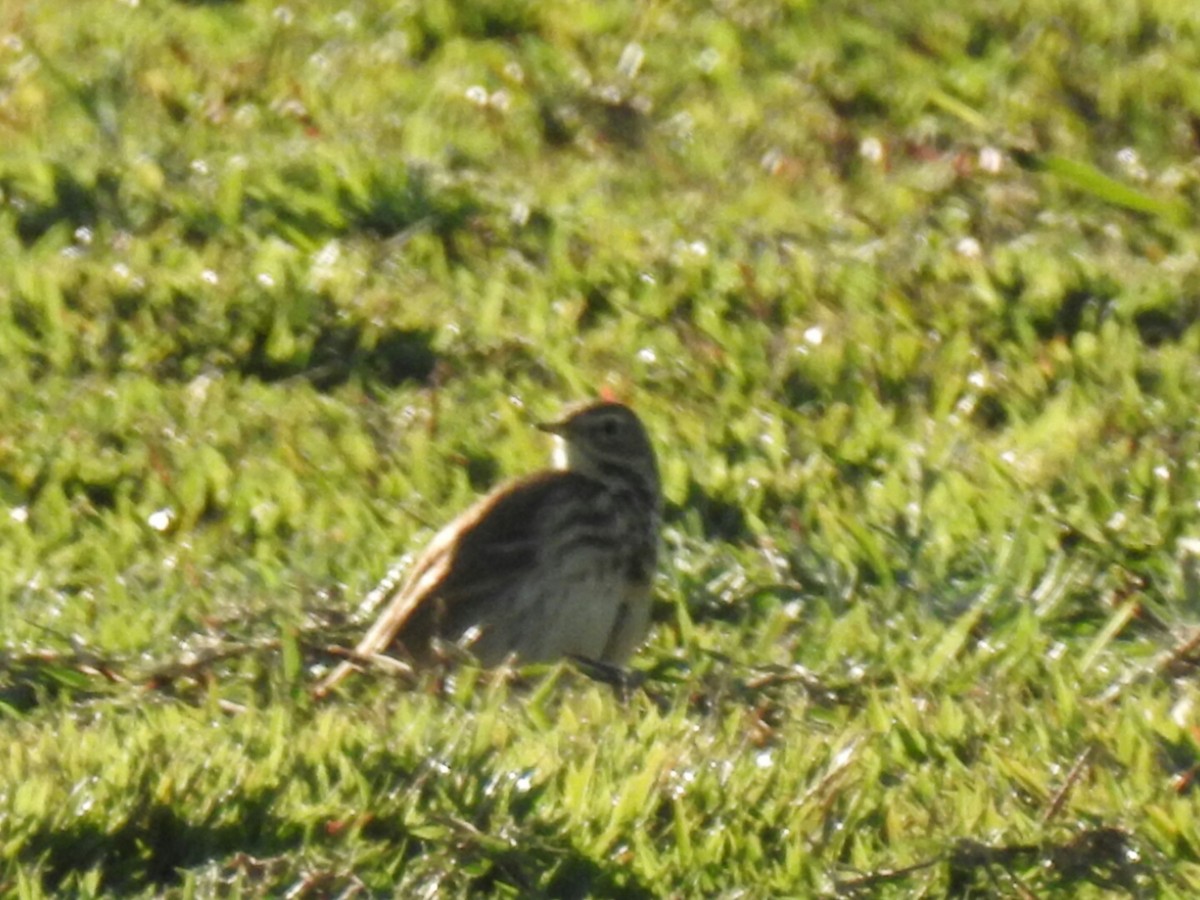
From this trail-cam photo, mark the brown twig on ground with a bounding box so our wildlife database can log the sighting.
[1099,625,1200,703]
[309,646,418,699]
[832,856,942,895]
[143,637,283,687]
[1042,745,1095,824]
[1156,626,1200,677]
[832,826,1146,897]
[1,647,128,684]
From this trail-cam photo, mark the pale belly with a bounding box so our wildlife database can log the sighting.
[468,553,651,666]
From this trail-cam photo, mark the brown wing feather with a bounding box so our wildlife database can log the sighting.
[314,470,597,696]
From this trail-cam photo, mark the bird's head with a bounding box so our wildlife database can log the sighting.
[537,401,660,499]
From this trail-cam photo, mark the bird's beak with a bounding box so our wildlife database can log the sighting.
[536,417,567,436]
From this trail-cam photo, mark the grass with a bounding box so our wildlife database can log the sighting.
[3,0,1200,895]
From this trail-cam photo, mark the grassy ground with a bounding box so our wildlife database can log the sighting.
[3,0,1200,895]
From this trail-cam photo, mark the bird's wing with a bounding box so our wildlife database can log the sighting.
[313,471,597,695]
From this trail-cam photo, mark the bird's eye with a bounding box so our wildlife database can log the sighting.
[600,417,620,438]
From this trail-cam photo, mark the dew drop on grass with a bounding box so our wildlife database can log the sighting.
[666,766,696,799]
[1178,537,1200,555]
[828,741,858,771]
[70,779,100,818]
[979,146,1003,173]
[148,508,175,532]
[617,43,644,79]
[956,236,982,259]
[1170,695,1194,728]
[1115,147,1147,180]
[313,240,340,269]
[715,759,734,784]
[859,136,884,164]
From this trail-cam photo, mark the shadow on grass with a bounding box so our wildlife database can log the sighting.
[240,322,439,391]
[21,793,654,898]
[23,791,296,894]
[835,827,1157,897]
[360,812,655,899]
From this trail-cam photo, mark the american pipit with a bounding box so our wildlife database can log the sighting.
[314,400,661,696]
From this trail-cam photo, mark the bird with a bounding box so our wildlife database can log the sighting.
[313,400,661,697]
